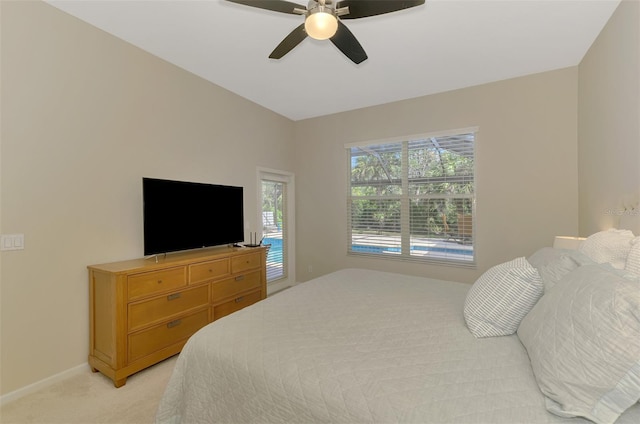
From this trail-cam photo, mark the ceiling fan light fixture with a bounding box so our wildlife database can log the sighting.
[305,9,338,40]
[226,0,426,63]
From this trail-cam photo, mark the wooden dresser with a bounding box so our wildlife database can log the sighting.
[88,246,267,387]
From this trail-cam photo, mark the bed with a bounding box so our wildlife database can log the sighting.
[156,232,640,424]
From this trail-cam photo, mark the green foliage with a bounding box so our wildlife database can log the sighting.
[350,138,474,238]
[262,181,284,230]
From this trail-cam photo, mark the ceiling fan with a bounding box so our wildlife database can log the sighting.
[226,0,426,64]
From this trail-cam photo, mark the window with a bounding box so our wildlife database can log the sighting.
[347,130,476,266]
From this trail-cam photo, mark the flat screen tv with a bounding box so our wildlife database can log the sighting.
[143,177,244,256]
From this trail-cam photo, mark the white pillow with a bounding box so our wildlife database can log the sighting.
[464,257,543,338]
[536,255,579,292]
[517,265,640,424]
[625,236,640,277]
[527,247,595,271]
[578,228,634,269]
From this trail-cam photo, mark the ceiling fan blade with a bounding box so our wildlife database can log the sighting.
[330,21,367,64]
[226,0,306,15]
[269,24,308,59]
[337,0,425,19]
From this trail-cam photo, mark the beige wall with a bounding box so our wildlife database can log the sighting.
[578,0,640,235]
[0,1,295,395]
[294,68,579,284]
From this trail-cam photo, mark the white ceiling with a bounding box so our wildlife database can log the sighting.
[46,0,620,121]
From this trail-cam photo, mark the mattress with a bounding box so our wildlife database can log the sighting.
[155,268,640,423]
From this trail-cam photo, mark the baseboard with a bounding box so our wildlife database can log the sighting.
[0,362,90,406]
[269,285,294,296]
[267,280,295,296]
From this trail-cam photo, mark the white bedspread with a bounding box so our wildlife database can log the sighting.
[155,268,640,423]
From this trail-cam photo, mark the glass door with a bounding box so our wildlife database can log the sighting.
[262,179,286,282]
[259,169,294,293]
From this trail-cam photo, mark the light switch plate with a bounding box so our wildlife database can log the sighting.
[1,234,25,251]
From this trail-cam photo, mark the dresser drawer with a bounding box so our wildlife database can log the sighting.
[128,285,209,332]
[231,252,262,274]
[212,270,261,301]
[128,308,209,362]
[213,290,262,321]
[128,267,187,300]
[189,258,230,284]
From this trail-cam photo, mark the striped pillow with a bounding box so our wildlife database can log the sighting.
[464,257,544,338]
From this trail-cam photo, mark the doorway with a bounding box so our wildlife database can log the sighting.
[259,169,295,294]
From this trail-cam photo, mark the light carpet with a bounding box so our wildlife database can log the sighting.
[0,356,177,424]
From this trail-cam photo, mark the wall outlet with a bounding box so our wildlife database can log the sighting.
[1,234,25,251]
[308,265,313,273]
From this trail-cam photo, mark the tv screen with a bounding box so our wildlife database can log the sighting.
[143,177,244,256]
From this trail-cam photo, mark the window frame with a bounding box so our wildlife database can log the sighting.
[346,128,477,267]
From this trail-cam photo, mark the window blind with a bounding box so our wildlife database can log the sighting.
[348,132,476,265]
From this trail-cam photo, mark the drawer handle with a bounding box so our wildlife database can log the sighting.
[167,319,181,328]
[167,293,181,301]
[235,296,244,303]
[235,275,245,282]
